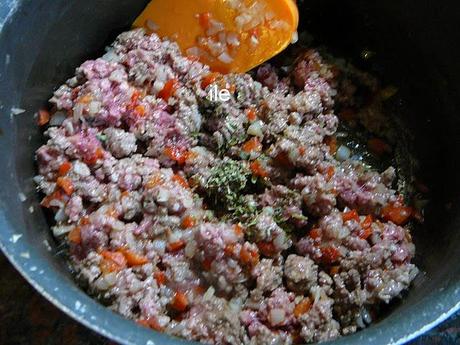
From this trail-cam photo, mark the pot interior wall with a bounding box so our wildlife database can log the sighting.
[0,1,459,344]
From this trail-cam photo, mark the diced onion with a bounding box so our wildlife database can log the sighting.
[146,19,159,31]
[52,225,72,237]
[186,46,203,57]
[73,103,84,121]
[184,240,197,258]
[226,32,240,47]
[218,52,234,64]
[102,50,119,62]
[49,111,67,126]
[156,188,170,204]
[18,192,27,202]
[273,233,285,249]
[206,19,225,36]
[336,145,351,161]
[269,309,286,326]
[269,20,290,30]
[73,161,91,177]
[203,286,215,301]
[247,120,263,137]
[152,240,166,254]
[10,107,25,115]
[250,36,259,47]
[235,14,251,29]
[88,101,101,116]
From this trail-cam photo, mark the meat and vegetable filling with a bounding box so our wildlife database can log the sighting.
[35,29,419,344]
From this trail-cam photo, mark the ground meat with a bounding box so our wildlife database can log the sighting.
[36,29,419,345]
[292,173,337,216]
[284,254,318,294]
[103,128,137,158]
[169,296,249,345]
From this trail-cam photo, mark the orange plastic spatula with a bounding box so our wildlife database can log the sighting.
[133,0,299,73]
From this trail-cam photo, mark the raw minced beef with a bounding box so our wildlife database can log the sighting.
[36,28,419,344]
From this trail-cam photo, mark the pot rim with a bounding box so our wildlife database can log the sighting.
[1,1,459,345]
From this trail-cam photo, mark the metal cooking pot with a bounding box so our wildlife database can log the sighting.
[1,1,460,344]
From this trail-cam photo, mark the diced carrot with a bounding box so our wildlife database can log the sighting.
[100,250,127,274]
[294,298,312,318]
[118,248,149,266]
[158,79,178,102]
[137,317,163,331]
[201,72,220,89]
[198,12,212,30]
[242,137,262,153]
[342,209,359,222]
[154,271,167,286]
[40,189,64,208]
[131,90,141,104]
[68,227,81,245]
[239,246,259,266]
[105,206,120,219]
[250,160,268,178]
[228,84,236,94]
[194,285,206,295]
[145,174,164,189]
[224,243,236,256]
[257,241,277,257]
[58,161,72,176]
[330,266,341,275]
[326,166,335,181]
[137,319,149,328]
[234,224,244,236]
[358,215,374,239]
[361,215,373,229]
[359,227,373,240]
[40,195,53,208]
[172,174,189,189]
[95,147,105,159]
[202,257,213,271]
[368,138,391,156]
[38,109,50,126]
[185,150,198,161]
[134,104,146,117]
[164,146,188,165]
[171,291,189,312]
[320,246,341,264]
[78,94,92,104]
[86,147,105,165]
[167,240,186,252]
[181,215,196,229]
[80,216,91,225]
[381,203,412,225]
[309,228,322,240]
[324,136,337,154]
[298,146,306,155]
[56,177,74,196]
[246,108,257,122]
